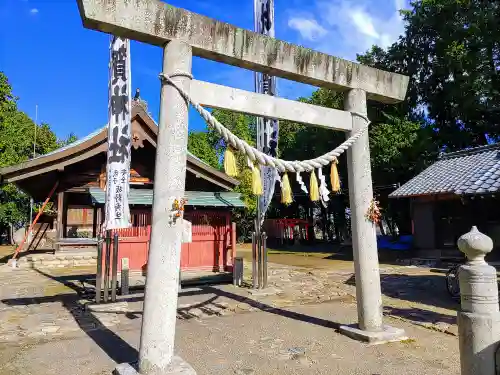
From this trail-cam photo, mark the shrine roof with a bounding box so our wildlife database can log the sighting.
[0,102,239,196]
[390,143,500,198]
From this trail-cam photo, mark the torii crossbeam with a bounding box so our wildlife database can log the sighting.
[76,1,409,374]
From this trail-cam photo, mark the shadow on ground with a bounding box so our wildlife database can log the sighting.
[1,268,138,364]
[345,272,458,310]
[1,270,347,365]
[345,271,459,326]
[383,306,457,326]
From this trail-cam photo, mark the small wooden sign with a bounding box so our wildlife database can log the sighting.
[121,257,129,270]
[182,219,192,243]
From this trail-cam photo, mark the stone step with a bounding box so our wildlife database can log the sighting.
[12,252,98,269]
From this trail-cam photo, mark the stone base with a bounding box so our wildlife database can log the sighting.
[114,357,196,375]
[339,324,407,344]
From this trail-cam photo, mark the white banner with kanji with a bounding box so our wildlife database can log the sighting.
[104,36,132,230]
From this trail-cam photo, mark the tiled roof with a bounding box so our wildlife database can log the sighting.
[390,143,500,198]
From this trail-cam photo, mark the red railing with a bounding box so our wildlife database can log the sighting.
[104,211,235,273]
[113,225,150,239]
[263,218,309,242]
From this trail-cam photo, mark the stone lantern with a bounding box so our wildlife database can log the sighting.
[457,226,500,375]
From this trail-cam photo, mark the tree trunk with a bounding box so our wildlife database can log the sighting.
[378,218,386,236]
[9,223,14,245]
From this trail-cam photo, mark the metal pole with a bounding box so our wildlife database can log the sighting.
[103,230,111,302]
[262,232,268,288]
[95,236,103,304]
[138,40,192,374]
[252,232,258,289]
[111,232,119,302]
[257,229,263,289]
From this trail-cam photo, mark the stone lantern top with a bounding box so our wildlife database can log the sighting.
[457,226,494,264]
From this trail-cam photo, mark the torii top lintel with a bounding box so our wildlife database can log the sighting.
[77,0,409,104]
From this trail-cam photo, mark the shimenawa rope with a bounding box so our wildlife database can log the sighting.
[159,72,370,174]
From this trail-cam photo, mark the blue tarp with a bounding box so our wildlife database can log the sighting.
[377,235,413,251]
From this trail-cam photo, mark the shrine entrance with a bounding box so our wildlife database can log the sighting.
[76,0,409,373]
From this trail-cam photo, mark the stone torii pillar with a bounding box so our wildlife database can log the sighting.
[338,90,406,343]
[115,41,196,375]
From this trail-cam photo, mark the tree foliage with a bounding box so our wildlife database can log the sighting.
[358,0,500,151]
[0,71,77,240]
[188,109,257,213]
[187,131,219,169]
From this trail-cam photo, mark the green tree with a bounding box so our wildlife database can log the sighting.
[0,72,75,242]
[205,109,257,213]
[187,131,219,169]
[358,0,500,150]
[58,132,78,147]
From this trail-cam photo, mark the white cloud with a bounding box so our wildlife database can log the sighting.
[288,17,327,41]
[349,8,380,39]
[287,0,409,60]
[30,8,39,14]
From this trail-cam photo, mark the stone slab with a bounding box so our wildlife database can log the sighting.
[76,0,409,103]
[114,357,196,375]
[339,324,408,345]
[86,302,129,313]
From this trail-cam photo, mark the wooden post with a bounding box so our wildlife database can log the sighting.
[111,232,119,302]
[55,190,64,251]
[231,222,237,271]
[62,193,68,239]
[56,191,64,236]
[95,237,103,304]
[12,181,59,260]
[92,205,98,238]
[103,231,111,302]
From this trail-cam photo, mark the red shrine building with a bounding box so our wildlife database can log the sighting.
[0,101,244,276]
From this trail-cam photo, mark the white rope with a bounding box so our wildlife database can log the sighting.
[159,72,371,174]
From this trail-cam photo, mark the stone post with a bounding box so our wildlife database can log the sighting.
[457,226,500,375]
[339,89,406,344]
[115,40,196,375]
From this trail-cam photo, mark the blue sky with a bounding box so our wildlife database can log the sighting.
[0,0,409,140]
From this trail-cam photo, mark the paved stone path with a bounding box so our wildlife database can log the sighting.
[0,259,458,344]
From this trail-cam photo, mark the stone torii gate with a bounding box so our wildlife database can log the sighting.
[76,1,409,374]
